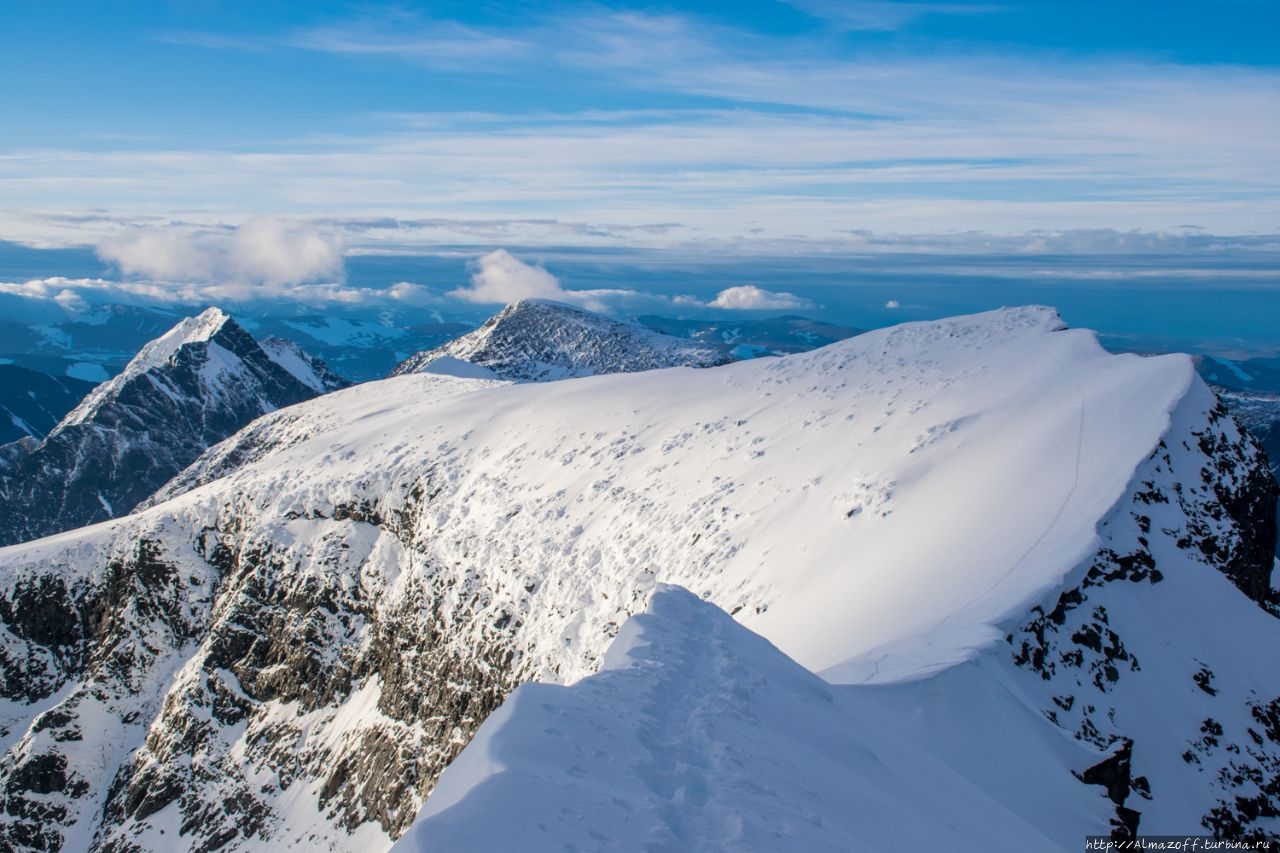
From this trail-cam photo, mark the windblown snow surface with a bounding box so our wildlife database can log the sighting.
[394,585,1079,852]
[0,307,1276,851]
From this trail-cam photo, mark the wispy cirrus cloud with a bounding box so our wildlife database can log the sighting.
[158,11,530,71]
[783,0,1002,31]
[3,8,1276,251]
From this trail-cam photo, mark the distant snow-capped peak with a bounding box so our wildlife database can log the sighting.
[392,299,732,381]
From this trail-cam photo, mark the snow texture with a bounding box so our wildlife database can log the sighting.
[260,337,350,394]
[395,585,1077,852]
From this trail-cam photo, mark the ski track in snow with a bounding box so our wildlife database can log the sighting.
[930,351,1090,642]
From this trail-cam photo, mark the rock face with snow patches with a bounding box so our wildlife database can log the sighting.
[390,299,731,381]
[0,308,347,547]
[0,307,1274,851]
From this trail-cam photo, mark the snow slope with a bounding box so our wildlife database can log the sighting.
[395,585,1082,853]
[0,307,1273,850]
[398,376,1280,845]
[260,337,350,394]
[390,299,730,380]
[159,306,1199,682]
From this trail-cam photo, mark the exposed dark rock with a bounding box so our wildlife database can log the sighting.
[1010,397,1280,840]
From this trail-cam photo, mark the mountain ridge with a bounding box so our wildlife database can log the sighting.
[0,307,1273,850]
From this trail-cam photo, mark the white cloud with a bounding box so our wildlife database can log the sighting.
[3,10,1279,250]
[447,249,668,314]
[885,299,901,309]
[449,249,566,304]
[96,217,344,287]
[53,289,90,313]
[784,1,999,32]
[0,274,419,312]
[710,285,812,311]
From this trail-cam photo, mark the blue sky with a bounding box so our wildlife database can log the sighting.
[1,0,1278,265]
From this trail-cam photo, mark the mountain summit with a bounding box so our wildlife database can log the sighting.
[0,307,346,546]
[391,299,731,381]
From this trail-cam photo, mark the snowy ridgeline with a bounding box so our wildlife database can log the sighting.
[395,584,1077,852]
[0,307,1274,851]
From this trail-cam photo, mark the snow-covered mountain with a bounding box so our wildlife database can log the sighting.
[0,308,347,547]
[391,299,731,381]
[0,307,1274,851]
[0,364,96,444]
[258,337,349,396]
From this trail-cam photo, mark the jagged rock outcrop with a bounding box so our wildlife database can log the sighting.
[1007,383,1279,839]
[390,299,731,381]
[0,308,347,546]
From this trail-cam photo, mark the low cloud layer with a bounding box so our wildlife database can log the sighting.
[450,250,814,314]
[710,285,812,311]
[97,218,345,287]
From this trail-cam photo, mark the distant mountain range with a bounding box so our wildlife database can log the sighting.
[0,303,471,383]
[636,313,863,357]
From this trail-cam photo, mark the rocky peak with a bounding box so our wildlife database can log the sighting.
[0,308,346,547]
[391,299,731,381]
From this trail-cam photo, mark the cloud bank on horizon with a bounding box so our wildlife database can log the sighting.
[1,0,1277,255]
[449,249,811,313]
[97,218,344,287]
[1,243,812,319]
